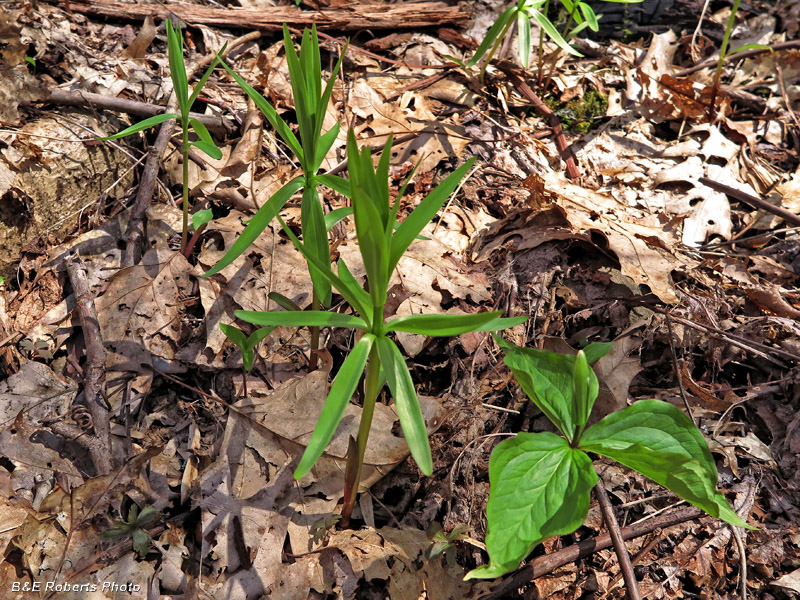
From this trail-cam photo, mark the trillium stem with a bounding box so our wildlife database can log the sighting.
[595,477,642,600]
[341,343,382,526]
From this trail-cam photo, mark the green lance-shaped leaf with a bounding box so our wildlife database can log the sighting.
[324,207,353,232]
[386,311,503,336]
[317,172,351,197]
[301,185,333,307]
[465,433,597,579]
[530,10,583,57]
[376,336,433,475]
[583,341,613,363]
[468,6,517,67]
[188,45,226,108]
[517,11,532,68]
[235,310,368,331]
[192,208,214,231]
[217,58,303,162]
[189,118,222,160]
[389,157,476,273]
[166,20,189,114]
[580,400,752,528]
[203,177,304,277]
[578,2,600,31]
[295,334,376,478]
[97,113,179,141]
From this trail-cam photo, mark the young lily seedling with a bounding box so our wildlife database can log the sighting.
[235,131,527,525]
[219,323,275,398]
[99,20,224,253]
[465,339,753,580]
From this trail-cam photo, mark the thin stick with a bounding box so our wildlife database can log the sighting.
[595,478,642,600]
[698,177,800,227]
[665,311,696,426]
[63,253,113,475]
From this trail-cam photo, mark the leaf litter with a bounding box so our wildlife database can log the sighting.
[1,0,799,597]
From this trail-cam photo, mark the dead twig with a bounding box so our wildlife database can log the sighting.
[595,478,642,600]
[698,177,800,228]
[496,64,581,180]
[63,252,113,475]
[482,506,705,599]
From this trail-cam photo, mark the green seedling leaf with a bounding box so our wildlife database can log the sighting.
[135,506,157,528]
[192,208,214,231]
[473,315,528,332]
[517,12,532,67]
[204,177,304,277]
[97,113,179,140]
[390,157,476,273]
[314,121,341,172]
[317,173,351,197]
[376,336,433,475]
[465,433,597,579]
[530,10,583,57]
[188,45,226,108]
[235,310,368,331]
[468,6,516,67]
[295,334,375,478]
[102,523,133,540]
[386,311,503,336]
[337,259,373,318]
[131,528,152,557]
[219,323,247,349]
[189,118,222,159]
[729,43,773,55]
[580,400,752,528]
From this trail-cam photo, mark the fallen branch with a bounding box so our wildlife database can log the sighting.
[59,0,468,31]
[698,176,800,228]
[63,252,113,475]
[45,89,234,138]
[482,506,704,599]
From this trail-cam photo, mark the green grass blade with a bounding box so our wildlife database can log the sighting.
[235,310,368,330]
[218,57,304,162]
[376,336,432,475]
[203,177,304,277]
[295,334,375,478]
[468,6,516,67]
[97,113,178,140]
[301,186,333,307]
[389,157,475,272]
[386,311,502,336]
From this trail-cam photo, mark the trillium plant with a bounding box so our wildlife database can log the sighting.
[99,20,224,253]
[235,131,527,524]
[466,338,752,579]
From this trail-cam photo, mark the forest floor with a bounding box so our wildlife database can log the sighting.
[1,0,800,598]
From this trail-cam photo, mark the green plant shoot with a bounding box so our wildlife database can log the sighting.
[98,20,225,253]
[102,503,157,558]
[465,338,753,580]
[235,131,527,524]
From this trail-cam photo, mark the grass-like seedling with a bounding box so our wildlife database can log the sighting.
[465,339,753,579]
[204,24,348,369]
[468,0,640,82]
[235,131,527,524]
[219,323,275,398]
[99,20,224,253]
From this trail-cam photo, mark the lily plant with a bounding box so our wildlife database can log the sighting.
[235,132,527,524]
[204,25,349,369]
[466,339,753,579]
[99,20,224,253]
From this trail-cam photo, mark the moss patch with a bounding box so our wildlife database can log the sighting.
[545,90,608,132]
